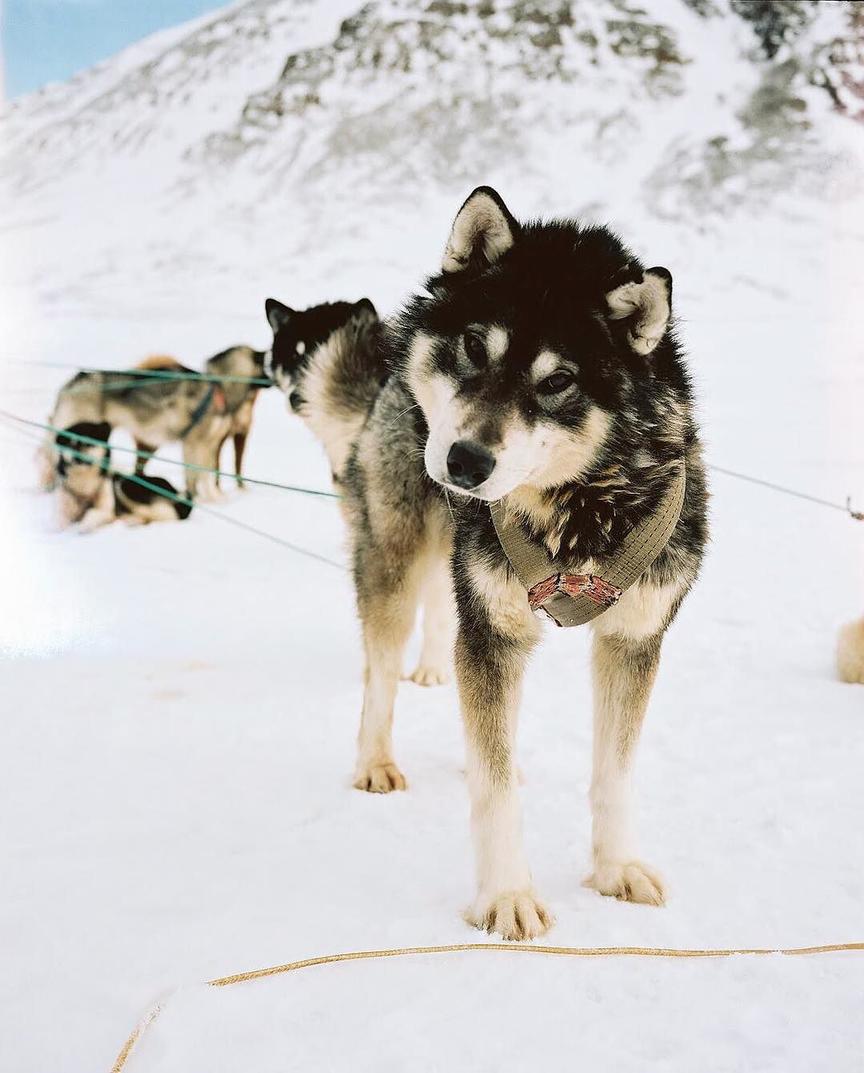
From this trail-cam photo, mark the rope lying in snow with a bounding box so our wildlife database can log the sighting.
[111,939,864,1072]
[207,938,864,985]
[0,411,340,500]
[112,1006,162,1073]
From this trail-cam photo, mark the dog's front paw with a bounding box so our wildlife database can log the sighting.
[465,890,553,941]
[404,663,449,687]
[353,761,407,793]
[77,510,111,534]
[584,860,665,905]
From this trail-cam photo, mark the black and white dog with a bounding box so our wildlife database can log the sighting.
[54,422,192,532]
[268,188,709,939]
[264,297,384,483]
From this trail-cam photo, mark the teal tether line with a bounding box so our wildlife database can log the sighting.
[0,410,340,500]
[6,358,271,387]
[29,431,347,571]
[4,408,860,524]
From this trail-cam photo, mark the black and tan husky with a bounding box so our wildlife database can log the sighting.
[266,187,708,940]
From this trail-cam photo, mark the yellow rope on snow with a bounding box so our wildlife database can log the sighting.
[111,939,864,1071]
[111,1005,162,1073]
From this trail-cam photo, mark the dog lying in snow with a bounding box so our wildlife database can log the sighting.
[267,187,708,940]
[54,421,192,532]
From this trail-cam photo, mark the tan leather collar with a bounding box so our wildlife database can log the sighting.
[490,460,686,627]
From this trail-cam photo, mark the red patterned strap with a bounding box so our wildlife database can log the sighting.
[528,573,622,613]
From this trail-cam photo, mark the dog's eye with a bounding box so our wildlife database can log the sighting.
[463,332,486,368]
[537,370,576,395]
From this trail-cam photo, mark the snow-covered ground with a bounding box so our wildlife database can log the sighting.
[1,1,863,1071]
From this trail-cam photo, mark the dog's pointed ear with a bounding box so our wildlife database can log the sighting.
[265,298,293,334]
[94,421,112,442]
[352,297,378,324]
[605,265,673,356]
[442,186,519,273]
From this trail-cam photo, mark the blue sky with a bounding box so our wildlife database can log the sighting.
[3,0,226,98]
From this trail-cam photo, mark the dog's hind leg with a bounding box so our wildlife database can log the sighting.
[406,543,454,687]
[353,543,427,793]
[213,434,229,490]
[458,557,551,940]
[352,523,435,794]
[233,431,248,490]
[584,629,666,905]
[182,437,222,502]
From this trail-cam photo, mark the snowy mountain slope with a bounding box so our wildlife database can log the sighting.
[1,0,347,166]
[2,0,862,322]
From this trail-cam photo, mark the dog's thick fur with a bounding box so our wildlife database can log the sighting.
[265,297,451,685]
[264,298,385,484]
[40,348,271,499]
[54,422,192,532]
[275,188,708,939]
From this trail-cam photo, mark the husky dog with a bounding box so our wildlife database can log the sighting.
[264,297,451,686]
[264,298,385,484]
[295,187,709,940]
[131,351,269,493]
[54,422,192,532]
[205,346,270,491]
[130,355,203,476]
[40,347,272,499]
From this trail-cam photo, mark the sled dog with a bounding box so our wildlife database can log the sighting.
[54,421,192,532]
[278,188,709,940]
[263,297,384,485]
[39,348,272,499]
[264,296,450,685]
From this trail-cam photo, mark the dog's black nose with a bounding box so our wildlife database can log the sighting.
[446,440,495,489]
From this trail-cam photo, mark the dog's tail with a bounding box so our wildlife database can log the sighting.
[299,300,388,477]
